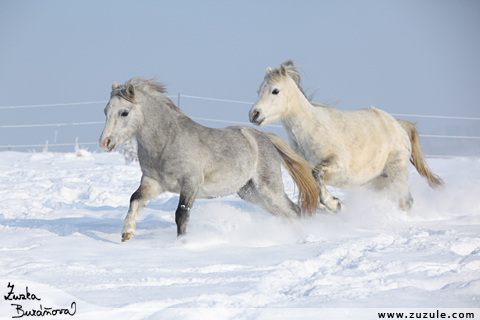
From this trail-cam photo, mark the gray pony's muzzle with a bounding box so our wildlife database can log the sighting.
[100,137,114,152]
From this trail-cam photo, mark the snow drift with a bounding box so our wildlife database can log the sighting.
[0,151,479,319]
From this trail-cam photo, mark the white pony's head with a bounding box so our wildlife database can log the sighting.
[249,60,305,126]
[99,80,144,152]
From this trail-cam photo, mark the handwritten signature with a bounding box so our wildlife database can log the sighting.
[4,282,76,318]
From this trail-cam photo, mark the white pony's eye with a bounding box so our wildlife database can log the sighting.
[120,111,129,117]
[272,89,280,95]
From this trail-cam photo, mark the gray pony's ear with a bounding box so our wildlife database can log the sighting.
[280,65,287,76]
[265,66,272,75]
[127,83,135,96]
[112,81,119,90]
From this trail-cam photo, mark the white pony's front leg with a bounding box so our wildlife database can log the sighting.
[313,161,345,214]
[122,176,163,242]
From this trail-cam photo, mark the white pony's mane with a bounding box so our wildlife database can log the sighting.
[112,77,183,114]
[265,60,335,108]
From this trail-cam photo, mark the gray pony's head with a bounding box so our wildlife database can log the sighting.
[99,77,183,152]
[99,79,145,152]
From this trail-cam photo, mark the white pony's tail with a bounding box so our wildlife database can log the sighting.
[264,132,319,216]
[397,120,444,189]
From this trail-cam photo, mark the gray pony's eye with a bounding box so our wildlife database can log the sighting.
[272,89,280,95]
[120,111,129,117]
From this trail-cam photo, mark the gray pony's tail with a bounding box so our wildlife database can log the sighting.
[264,132,320,216]
[397,120,444,189]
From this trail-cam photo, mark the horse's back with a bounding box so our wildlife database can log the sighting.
[320,106,407,153]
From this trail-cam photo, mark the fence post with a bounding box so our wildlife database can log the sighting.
[54,130,57,153]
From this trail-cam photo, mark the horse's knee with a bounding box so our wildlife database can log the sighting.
[130,188,143,203]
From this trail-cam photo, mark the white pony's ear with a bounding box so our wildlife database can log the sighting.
[265,66,272,75]
[112,81,119,90]
[280,65,287,76]
[127,83,135,96]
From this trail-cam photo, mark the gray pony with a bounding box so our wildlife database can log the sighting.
[99,78,319,242]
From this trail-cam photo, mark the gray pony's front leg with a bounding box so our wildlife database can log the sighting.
[175,181,199,237]
[313,163,344,214]
[122,176,163,242]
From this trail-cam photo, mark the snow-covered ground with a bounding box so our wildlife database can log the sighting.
[1,150,479,319]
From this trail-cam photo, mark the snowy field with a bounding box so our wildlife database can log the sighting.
[0,150,479,319]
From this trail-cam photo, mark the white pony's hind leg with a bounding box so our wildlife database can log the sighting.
[399,190,413,211]
[371,155,413,211]
[389,158,413,211]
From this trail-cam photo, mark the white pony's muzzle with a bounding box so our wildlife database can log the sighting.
[249,108,264,126]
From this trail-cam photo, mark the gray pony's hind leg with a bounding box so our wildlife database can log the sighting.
[237,128,301,220]
[122,176,163,242]
[238,179,301,220]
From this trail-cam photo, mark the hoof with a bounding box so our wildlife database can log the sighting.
[122,232,134,242]
[318,198,346,214]
[176,235,188,244]
[334,202,347,214]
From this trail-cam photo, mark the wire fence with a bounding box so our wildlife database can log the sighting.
[1,94,479,156]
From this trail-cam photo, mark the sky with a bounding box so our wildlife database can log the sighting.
[0,0,479,154]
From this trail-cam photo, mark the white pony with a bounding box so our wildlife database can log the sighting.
[249,60,443,213]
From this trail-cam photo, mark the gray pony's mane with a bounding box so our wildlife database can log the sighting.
[111,77,183,114]
[266,60,334,108]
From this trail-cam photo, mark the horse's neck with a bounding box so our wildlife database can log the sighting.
[282,93,328,134]
[281,93,332,157]
[136,97,181,158]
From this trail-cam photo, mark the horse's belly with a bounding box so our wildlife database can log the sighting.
[198,171,251,198]
[324,164,384,189]
[324,175,359,189]
[158,170,251,199]
[325,174,375,189]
